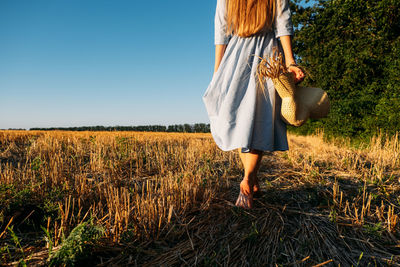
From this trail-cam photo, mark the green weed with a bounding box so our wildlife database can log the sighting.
[49,221,104,266]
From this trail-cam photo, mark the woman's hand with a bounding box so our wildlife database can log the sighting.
[288,65,305,84]
[279,35,305,84]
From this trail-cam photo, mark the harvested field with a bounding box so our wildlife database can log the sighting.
[0,130,399,266]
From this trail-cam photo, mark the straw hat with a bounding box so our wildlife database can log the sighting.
[257,50,330,127]
[272,71,330,126]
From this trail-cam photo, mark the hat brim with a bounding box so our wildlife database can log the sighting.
[296,87,330,119]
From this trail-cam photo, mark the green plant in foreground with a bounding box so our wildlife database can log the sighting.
[8,226,27,267]
[41,225,53,258]
[49,222,104,266]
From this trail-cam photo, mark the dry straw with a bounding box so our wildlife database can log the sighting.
[257,48,330,126]
[1,130,399,265]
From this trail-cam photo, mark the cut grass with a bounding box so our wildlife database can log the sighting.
[0,130,399,266]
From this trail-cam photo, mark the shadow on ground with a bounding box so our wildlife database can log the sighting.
[98,155,400,266]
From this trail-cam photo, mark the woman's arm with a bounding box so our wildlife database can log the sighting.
[214,44,227,73]
[279,35,304,83]
[279,35,296,66]
[214,0,229,73]
[273,0,304,83]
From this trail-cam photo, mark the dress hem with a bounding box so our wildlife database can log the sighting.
[216,144,289,153]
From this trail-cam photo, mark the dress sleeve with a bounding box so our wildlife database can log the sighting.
[274,0,294,38]
[215,0,231,45]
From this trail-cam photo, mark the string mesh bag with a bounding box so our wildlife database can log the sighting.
[256,49,330,127]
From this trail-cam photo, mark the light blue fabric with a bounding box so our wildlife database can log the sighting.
[203,0,294,152]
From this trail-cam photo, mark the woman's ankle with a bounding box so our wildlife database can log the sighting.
[241,177,254,188]
[242,176,252,182]
[244,173,257,183]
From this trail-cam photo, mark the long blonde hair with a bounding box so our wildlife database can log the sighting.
[226,0,276,37]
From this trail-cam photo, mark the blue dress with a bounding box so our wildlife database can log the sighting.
[202,0,294,152]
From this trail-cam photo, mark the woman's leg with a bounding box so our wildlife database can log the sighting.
[238,149,263,193]
[236,148,263,208]
[238,148,247,167]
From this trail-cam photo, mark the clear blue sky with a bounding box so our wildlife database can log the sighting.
[0,0,313,129]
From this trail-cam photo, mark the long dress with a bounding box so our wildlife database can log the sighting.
[202,0,294,152]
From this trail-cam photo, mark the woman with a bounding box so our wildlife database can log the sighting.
[202,0,304,209]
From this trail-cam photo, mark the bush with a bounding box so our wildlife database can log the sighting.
[49,222,104,266]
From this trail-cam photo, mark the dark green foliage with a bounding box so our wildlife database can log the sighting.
[0,183,64,233]
[49,222,104,266]
[291,0,400,138]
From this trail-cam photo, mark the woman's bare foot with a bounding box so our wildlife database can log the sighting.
[235,179,253,209]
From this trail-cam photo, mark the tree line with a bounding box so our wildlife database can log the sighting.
[28,123,211,133]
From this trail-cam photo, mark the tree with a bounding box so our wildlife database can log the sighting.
[291,0,400,138]
[183,124,193,133]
